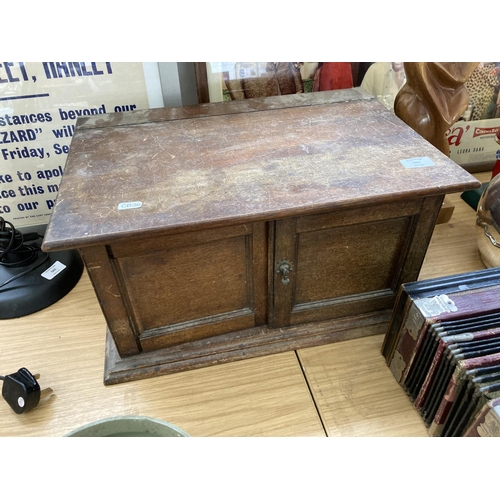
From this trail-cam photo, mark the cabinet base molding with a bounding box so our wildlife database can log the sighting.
[104,309,392,384]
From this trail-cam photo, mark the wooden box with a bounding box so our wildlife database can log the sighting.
[42,89,481,384]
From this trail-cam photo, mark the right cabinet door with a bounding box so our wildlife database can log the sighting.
[271,198,434,328]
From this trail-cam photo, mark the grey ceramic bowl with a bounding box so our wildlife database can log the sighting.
[65,416,189,437]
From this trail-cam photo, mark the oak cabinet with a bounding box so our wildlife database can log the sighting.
[42,89,480,384]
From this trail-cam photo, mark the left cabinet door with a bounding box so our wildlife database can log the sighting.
[90,222,268,353]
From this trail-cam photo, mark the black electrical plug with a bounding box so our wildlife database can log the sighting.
[1,368,53,414]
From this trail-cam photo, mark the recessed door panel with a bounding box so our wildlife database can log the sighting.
[295,218,409,303]
[109,222,267,350]
[272,200,422,327]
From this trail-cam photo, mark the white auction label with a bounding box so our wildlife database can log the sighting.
[118,201,142,210]
[41,261,67,280]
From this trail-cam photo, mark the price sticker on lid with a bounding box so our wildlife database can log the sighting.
[118,201,143,210]
[400,157,435,168]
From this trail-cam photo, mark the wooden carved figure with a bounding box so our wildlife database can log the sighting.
[394,62,479,156]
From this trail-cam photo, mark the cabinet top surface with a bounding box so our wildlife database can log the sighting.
[43,89,480,251]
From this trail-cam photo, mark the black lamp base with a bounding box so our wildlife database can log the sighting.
[0,245,84,319]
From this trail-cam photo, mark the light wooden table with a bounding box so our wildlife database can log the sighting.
[298,171,490,437]
[0,272,324,436]
[0,172,490,437]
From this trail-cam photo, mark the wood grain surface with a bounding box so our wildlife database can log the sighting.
[1,173,489,437]
[297,335,430,437]
[42,91,479,252]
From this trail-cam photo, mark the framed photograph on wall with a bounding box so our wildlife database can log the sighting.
[194,62,373,104]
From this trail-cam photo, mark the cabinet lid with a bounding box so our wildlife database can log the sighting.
[42,89,480,251]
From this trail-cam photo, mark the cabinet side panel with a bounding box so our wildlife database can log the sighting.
[79,246,140,357]
[398,195,445,285]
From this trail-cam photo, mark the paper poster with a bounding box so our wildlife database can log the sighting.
[0,62,161,228]
[446,62,500,171]
[447,118,500,170]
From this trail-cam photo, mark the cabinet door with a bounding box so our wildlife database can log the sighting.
[271,199,428,328]
[107,222,268,351]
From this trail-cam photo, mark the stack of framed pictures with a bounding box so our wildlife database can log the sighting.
[382,266,500,436]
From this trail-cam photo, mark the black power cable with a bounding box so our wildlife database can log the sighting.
[0,216,47,289]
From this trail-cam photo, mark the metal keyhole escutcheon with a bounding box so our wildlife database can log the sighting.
[277,260,293,286]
